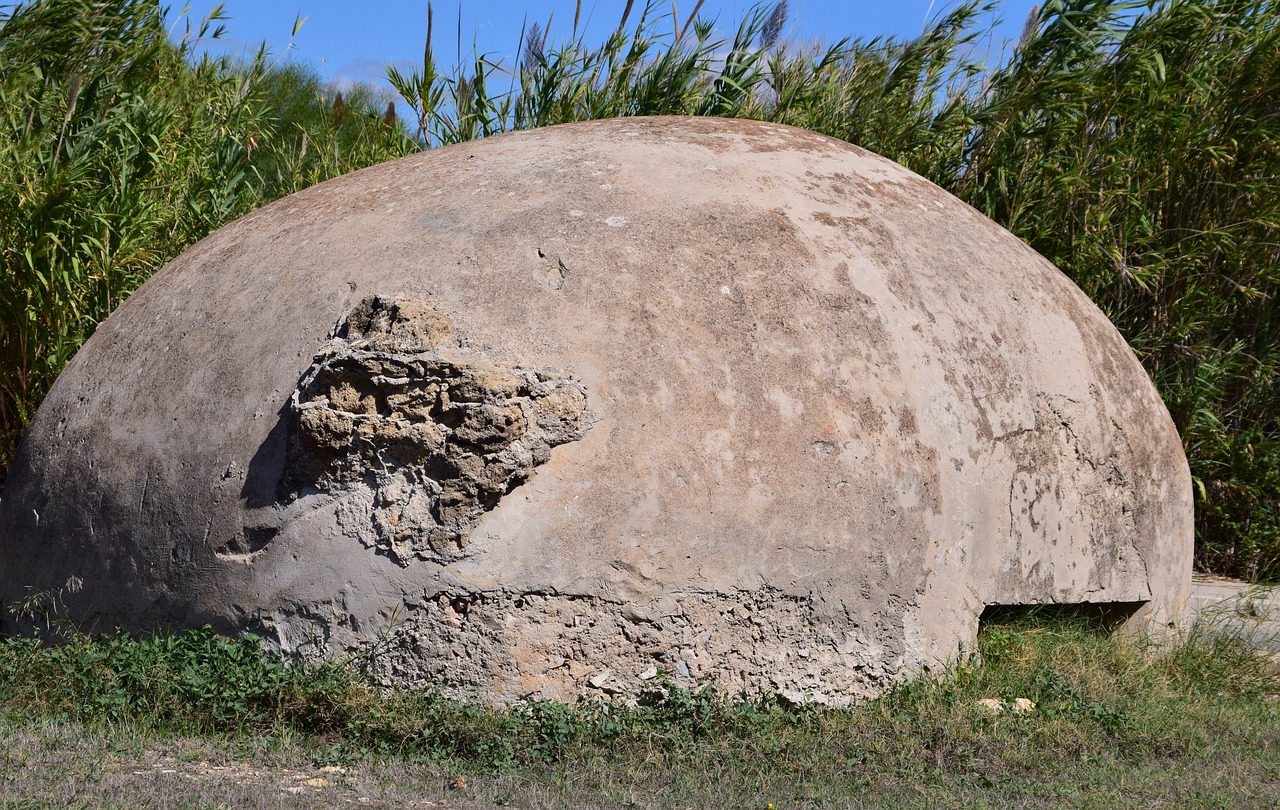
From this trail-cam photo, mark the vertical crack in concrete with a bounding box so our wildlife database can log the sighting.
[999,393,1149,596]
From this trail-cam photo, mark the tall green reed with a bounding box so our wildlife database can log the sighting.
[0,0,412,484]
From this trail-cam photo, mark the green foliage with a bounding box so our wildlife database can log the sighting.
[0,1,247,460]
[1,0,1279,577]
[250,62,416,198]
[0,0,413,484]
[2,615,1277,802]
[0,627,354,733]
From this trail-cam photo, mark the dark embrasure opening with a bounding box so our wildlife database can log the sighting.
[979,601,1148,634]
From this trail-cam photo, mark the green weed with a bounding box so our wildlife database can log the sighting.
[1,614,1277,806]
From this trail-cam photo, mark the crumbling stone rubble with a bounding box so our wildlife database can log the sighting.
[369,587,903,705]
[283,296,591,565]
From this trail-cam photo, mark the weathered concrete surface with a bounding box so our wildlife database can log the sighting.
[0,117,1192,703]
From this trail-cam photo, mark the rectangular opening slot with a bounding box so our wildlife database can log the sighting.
[979,601,1148,634]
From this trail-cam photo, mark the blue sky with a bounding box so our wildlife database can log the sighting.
[167,1,1040,91]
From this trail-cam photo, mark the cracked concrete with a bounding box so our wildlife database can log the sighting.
[0,117,1192,703]
[365,586,907,704]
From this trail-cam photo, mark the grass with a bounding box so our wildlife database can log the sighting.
[2,611,1279,808]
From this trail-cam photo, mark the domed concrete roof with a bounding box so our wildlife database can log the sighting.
[0,117,1192,703]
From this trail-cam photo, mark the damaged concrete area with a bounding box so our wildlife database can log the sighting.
[0,117,1193,705]
[371,587,903,704]
[283,296,591,565]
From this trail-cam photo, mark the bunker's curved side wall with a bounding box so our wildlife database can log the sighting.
[0,117,1192,702]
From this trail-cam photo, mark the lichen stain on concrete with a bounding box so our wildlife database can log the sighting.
[276,296,591,565]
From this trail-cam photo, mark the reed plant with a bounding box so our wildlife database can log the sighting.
[0,0,413,487]
[1,0,1277,579]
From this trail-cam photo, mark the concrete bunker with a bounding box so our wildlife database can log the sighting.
[0,117,1192,704]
